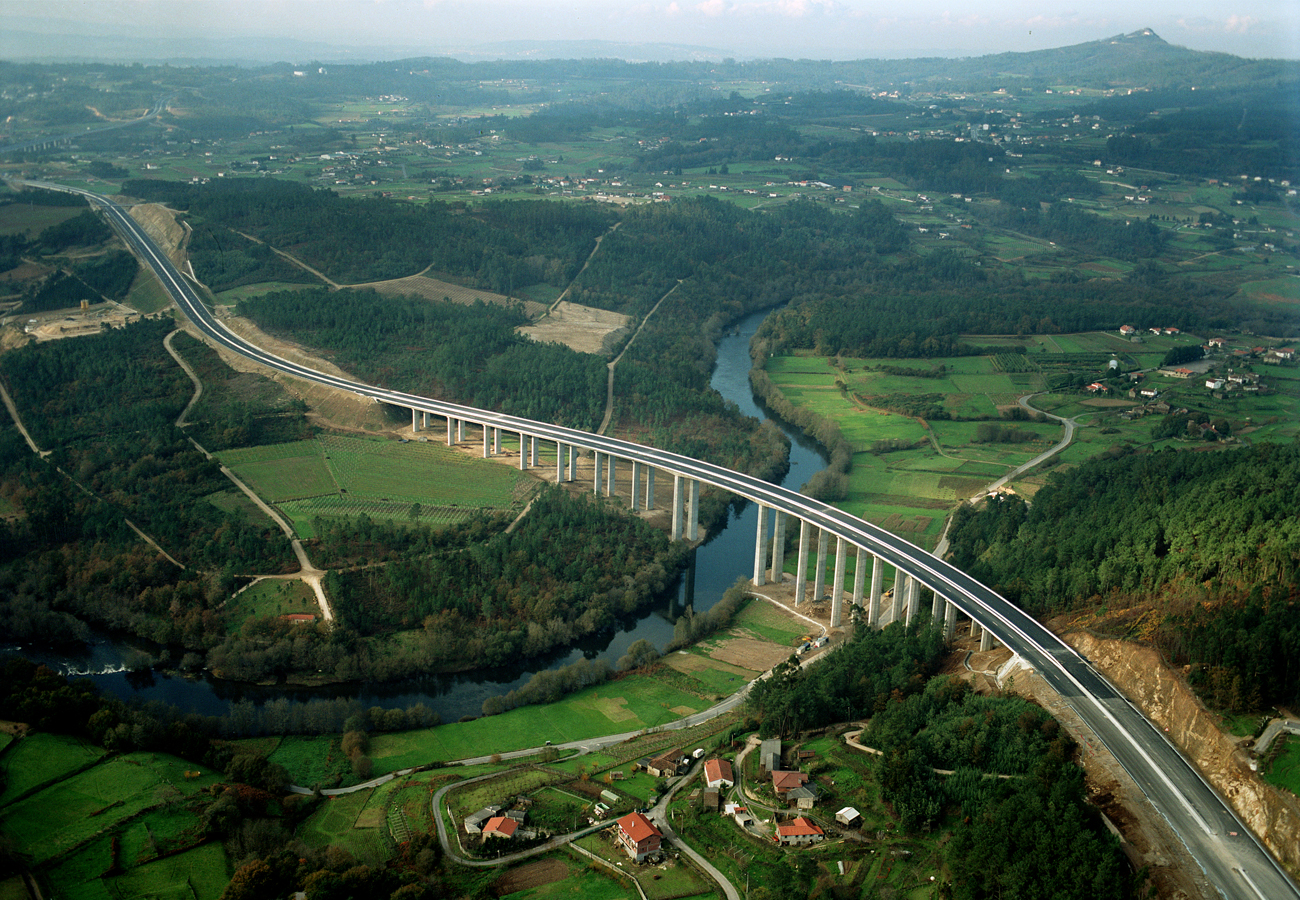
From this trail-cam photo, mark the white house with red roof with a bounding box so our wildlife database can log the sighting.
[616,811,662,862]
[704,759,734,789]
[775,816,825,846]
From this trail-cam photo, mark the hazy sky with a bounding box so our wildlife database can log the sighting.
[6,0,1299,61]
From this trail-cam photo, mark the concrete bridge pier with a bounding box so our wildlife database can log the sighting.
[852,546,867,610]
[931,589,945,623]
[813,528,828,606]
[752,504,769,586]
[687,479,700,541]
[830,536,847,627]
[970,620,982,640]
[518,432,528,470]
[645,468,655,510]
[457,420,464,443]
[794,519,810,605]
[943,599,958,640]
[630,461,642,509]
[482,426,490,458]
[606,454,616,497]
[556,442,567,482]
[569,445,578,482]
[594,452,604,495]
[492,428,501,455]
[770,510,786,584]
[530,436,538,467]
[411,408,421,433]
[979,629,996,652]
[671,473,683,540]
[447,417,455,445]
[901,574,915,625]
[868,555,883,627]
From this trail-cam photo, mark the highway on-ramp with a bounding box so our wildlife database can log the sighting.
[18,179,1296,900]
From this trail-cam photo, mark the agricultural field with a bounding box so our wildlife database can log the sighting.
[225,578,320,626]
[217,432,532,537]
[0,737,228,900]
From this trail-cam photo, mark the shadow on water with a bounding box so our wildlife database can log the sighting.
[22,306,826,724]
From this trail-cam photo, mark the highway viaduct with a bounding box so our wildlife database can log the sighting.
[12,178,1297,900]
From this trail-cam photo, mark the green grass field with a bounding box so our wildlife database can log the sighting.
[1264,734,1300,797]
[0,733,106,808]
[104,842,230,900]
[225,578,320,626]
[218,433,531,537]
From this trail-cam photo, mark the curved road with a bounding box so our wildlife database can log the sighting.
[17,179,1295,900]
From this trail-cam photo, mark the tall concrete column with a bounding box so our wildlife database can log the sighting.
[447,417,455,445]
[931,588,944,623]
[980,629,995,652]
[457,420,464,442]
[423,411,429,430]
[830,537,847,627]
[752,504,769,586]
[868,556,883,628]
[671,473,683,541]
[943,599,958,640]
[412,408,419,433]
[518,433,527,471]
[556,442,566,482]
[901,574,914,625]
[794,519,810,605]
[569,446,578,482]
[907,576,920,625]
[646,468,655,510]
[770,511,786,584]
[852,547,867,609]
[482,427,489,458]
[594,452,603,495]
[530,436,537,468]
[630,461,642,510]
[687,479,700,541]
[813,529,828,605]
[492,428,500,455]
[606,455,616,497]
[970,619,982,640]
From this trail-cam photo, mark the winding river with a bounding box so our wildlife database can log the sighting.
[15,307,825,722]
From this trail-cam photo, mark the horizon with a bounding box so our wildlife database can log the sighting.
[1,0,1297,65]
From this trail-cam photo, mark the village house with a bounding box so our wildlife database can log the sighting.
[482,816,518,840]
[647,749,688,778]
[702,787,721,812]
[616,811,662,862]
[836,807,863,828]
[788,784,819,810]
[463,805,502,835]
[704,759,734,790]
[1119,325,1136,336]
[771,770,810,798]
[775,816,825,846]
[760,739,782,775]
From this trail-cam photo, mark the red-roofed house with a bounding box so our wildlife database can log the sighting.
[482,816,518,839]
[616,811,662,862]
[771,771,809,797]
[704,759,734,789]
[775,816,825,846]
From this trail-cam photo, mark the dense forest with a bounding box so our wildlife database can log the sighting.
[946,443,1300,711]
[0,319,297,651]
[122,178,618,291]
[238,287,610,431]
[326,486,691,666]
[748,625,1136,900]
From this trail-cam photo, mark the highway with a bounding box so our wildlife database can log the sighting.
[0,96,170,157]
[16,179,1297,900]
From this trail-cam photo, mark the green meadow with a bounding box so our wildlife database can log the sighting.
[218,432,531,537]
